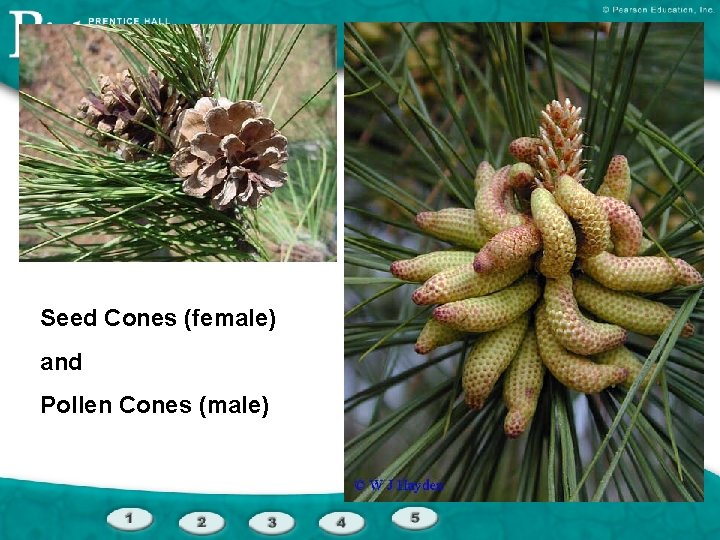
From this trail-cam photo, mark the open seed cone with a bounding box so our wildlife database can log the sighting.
[169,97,288,210]
[77,69,185,161]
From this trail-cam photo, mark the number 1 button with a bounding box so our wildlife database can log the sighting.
[318,512,365,535]
[107,508,153,532]
[249,512,295,535]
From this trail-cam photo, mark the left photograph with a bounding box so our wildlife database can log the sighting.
[19,24,337,261]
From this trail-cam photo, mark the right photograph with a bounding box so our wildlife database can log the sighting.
[344,23,704,502]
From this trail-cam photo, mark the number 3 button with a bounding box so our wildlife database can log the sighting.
[178,512,225,535]
[318,512,365,535]
[249,512,295,535]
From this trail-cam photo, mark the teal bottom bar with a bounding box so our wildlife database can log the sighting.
[0,473,719,538]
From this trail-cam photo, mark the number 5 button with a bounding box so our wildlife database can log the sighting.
[318,512,365,535]
[249,512,295,535]
[392,507,438,531]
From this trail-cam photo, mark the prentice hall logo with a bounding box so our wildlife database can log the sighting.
[8,12,169,59]
[8,10,43,58]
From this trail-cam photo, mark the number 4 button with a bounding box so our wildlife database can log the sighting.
[318,512,365,535]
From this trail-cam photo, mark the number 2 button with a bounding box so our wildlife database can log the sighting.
[178,512,225,535]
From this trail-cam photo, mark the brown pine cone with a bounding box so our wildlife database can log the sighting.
[77,69,185,161]
[169,97,288,210]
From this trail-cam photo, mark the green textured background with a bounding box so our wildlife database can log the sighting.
[0,0,719,85]
[3,0,715,537]
[1,474,720,538]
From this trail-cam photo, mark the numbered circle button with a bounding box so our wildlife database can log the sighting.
[392,507,438,531]
[107,507,153,532]
[249,511,295,535]
[318,512,365,535]
[178,512,225,536]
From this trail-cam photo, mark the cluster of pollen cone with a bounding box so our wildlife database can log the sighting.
[390,98,703,438]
